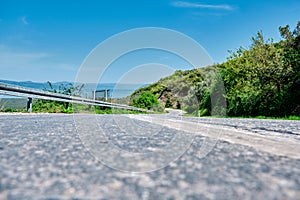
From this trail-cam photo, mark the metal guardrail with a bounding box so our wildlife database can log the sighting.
[0,82,151,113]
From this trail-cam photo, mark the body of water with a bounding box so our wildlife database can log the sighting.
[0,80,148,99]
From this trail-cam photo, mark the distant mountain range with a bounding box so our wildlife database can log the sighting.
[0,79,69,90]
[0,79,148,98]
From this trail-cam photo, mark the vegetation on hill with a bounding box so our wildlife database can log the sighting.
[131,21,300,117]
[132,91,164,112]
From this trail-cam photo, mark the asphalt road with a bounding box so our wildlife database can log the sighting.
[0,113,300,199]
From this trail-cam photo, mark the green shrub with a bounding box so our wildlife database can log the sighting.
[132,91,162,111]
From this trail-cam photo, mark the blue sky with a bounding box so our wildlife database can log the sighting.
[0,0,299,83]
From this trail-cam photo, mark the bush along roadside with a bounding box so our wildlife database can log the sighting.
[132,91,165,113]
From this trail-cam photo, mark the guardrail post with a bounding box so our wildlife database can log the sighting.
[27,97,32,112]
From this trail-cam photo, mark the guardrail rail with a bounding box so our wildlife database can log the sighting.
[0,82,150,113]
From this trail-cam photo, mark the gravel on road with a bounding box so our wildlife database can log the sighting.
[0,113,300,199]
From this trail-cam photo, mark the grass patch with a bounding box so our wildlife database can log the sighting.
[0,98,148,114]
[254,115,300,120]
[182,110,300,120]
[220,115,300,120]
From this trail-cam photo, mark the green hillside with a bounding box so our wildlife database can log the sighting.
[131,21,300,117]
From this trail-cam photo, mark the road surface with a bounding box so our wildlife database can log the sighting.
[0,112,300,199]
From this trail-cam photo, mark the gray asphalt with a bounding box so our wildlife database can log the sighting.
[0,113,300,199]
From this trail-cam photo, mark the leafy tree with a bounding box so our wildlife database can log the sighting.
[132,91,161,110]
[219,21,300,116]
[278,21,300,115]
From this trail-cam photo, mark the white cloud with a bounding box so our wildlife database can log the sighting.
[21,16,29,25]
[171,1,234,11]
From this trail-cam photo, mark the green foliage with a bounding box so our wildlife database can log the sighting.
[219,21,300,117]
[94,106,112,114]
[32,82,84,113]
[230,115,300,120]
[2,108,19,112]
[72,104,145,114]
[131,21,300,118]
[132,91,162,111]
[32,99,73,113]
